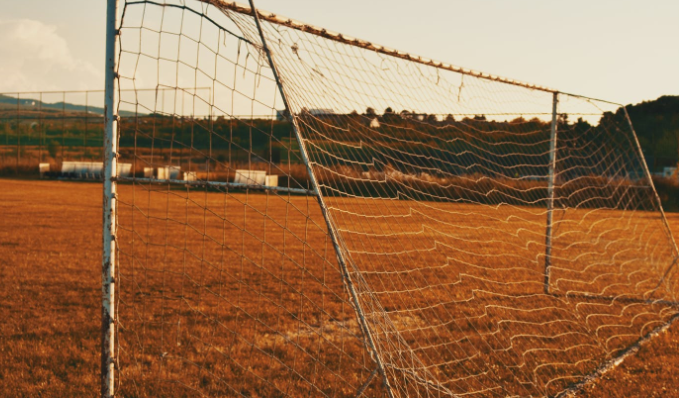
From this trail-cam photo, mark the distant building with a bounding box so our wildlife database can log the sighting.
[663,167,677,179]
[276,108,335,121]
[308,108,335,116]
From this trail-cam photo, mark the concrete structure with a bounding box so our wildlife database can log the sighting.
[117,163,132,178]
[183,171,197,181]
[265,174,278,187]
[157,165,181,180]
[61,161,103,179]
[39,163,50,178]
[234,169,267,185]
[234,169,279,188]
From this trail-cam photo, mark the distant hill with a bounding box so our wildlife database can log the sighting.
[0,94,138,117]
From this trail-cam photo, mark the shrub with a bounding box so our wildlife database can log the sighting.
[48,140,61,159]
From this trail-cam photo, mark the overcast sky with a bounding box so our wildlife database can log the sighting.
[1,0,677,106]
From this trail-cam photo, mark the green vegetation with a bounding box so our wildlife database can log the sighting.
[608,95,679,171]
[1,95,678,209]
[1,95,677,171]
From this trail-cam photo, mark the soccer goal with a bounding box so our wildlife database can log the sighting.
[102,0,679,397]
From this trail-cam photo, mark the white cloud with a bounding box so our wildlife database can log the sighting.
[0,19,101,92]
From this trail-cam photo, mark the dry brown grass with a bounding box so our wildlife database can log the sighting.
[0,179,101,397]
[1,179,678,397]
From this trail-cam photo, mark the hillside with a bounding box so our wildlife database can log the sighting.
[0,94,137,117]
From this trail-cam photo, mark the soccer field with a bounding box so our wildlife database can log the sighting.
[1,178,678,397]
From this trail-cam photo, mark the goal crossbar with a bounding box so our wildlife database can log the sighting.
[201,0,638,109]
[201,0,557,93]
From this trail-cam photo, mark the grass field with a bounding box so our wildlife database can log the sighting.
[1,178,678,397]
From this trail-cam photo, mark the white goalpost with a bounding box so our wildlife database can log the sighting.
[103,1,679,397]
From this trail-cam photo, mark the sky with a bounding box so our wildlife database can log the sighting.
[1,0,677,106]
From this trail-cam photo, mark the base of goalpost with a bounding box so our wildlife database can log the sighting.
[551,311,679,398]
[542,287,679,396]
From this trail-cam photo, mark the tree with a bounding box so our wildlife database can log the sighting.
[424,114,438,124]
[382,107,398,124]
[48,140,61,159]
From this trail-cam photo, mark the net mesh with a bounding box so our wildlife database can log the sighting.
[114,1,679,397]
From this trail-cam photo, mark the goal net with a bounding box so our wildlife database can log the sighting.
[111,1,679,397]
